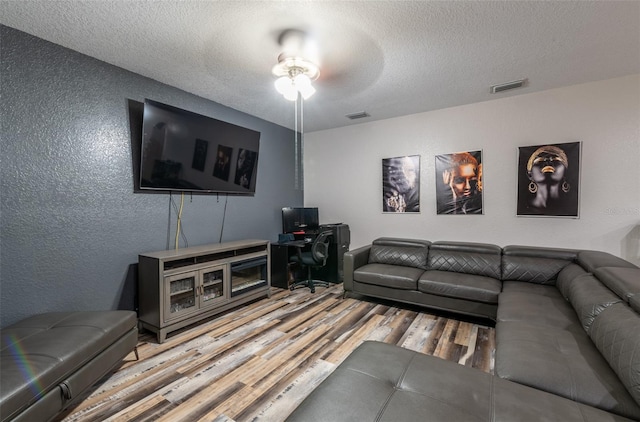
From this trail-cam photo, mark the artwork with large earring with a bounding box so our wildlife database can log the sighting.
[517,141,580,217]
[435,150,483,215]
[382,155,420,213]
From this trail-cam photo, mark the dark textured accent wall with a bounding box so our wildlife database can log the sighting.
[0,26,302,327]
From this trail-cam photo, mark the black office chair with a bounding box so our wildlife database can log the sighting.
[289,231,332,293]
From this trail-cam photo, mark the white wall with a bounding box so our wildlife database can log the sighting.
[304,74,640,265]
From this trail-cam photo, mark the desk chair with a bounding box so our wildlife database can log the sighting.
[289,230,332,293]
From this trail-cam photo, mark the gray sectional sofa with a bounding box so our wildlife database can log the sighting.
[287,237,640,421]
[0,311,138,422]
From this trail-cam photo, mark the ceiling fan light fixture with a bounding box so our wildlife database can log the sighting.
[293,73,315,99]
[272,55,319,101]
[275,75,308,101]
[298,83,316,100]
[275,76,294,95]
[293,73,311,87]
[283,88,299,102]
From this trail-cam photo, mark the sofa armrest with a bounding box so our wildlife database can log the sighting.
[343,245,371,292]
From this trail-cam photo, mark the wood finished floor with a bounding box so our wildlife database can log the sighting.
[57,284,496,422]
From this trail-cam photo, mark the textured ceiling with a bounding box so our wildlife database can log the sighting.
[1,1,639,132]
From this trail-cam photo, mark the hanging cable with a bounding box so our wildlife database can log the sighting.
[294,93,299,189]
[218,194,229,243]
[300,93,304,189]
[175,192,184,250]
[166,193,173,250]
[168,193,189,248]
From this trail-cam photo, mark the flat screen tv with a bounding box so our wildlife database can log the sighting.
[282,207,320,233]
[139,99,261,194]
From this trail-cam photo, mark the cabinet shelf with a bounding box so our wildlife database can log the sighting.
[202,292,223,301]
[169,289,194,297]
[202,279,223,287]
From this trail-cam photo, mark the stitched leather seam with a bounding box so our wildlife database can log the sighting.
[372,353,416,421]
[387,385,486,421]
[395,353,414,389]
[556,336,578,401]
[340,368,398,421]
[375,389,396,422]
[386,354,485,422]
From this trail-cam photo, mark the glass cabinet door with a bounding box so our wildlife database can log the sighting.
[199,266,226,309]
[164,271,197,321]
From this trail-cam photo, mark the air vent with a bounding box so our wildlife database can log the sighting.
[490,79,527,94]
[346,111,370,120]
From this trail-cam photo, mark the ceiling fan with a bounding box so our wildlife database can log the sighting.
[271,29,320,101]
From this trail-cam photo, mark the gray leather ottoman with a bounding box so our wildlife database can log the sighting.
[0,311,138,422]
[286,341,633,421]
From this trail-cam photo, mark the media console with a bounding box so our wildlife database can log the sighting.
[138,239,270,343]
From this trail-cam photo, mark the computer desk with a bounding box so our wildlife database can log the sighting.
[272,224,349,289]
[280,239,308,248]
[270,239,313,289]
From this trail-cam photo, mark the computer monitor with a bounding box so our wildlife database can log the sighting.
[282,207,320,233]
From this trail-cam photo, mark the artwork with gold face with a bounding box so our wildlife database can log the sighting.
[382,155,420,213]
[435,150,483,215]
[517,142,580,217]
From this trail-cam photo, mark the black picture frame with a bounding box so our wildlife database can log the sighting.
[517,141,581,218]
[212,144,233,181]
[435,150,483,215]
[382,155,420,213]
[234,148,258,189]
[191,138,208,171]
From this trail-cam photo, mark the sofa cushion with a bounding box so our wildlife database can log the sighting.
[556,263,591,300]
[497,281,582,330]
[418,270,501,304]
[354,263,423,290]
[287,341,633,422]
[594,267,640,303]
[589,303,640,409]
[578,250,639,273]
[369,238,430,270]
[496,321,640,420]
[501,245,576,284]
[631,295,640,313]
[566,274,622,332]
[428,241,501,279]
